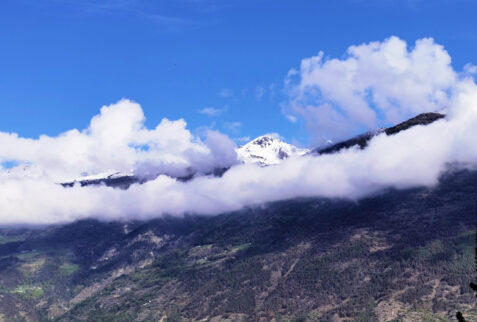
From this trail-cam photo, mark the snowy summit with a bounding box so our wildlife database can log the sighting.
[237,135,309,166]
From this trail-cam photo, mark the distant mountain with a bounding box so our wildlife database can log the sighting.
[58,113,446,188]
[62,135,310,187]
[61,168,230,188]
[61,171,140,189]
[237,135,309,166]
[237,113,446,167]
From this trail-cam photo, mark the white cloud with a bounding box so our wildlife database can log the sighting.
[223,122,242,134]
[198,105,228,116]
[0,99,238,181]
[463,63,477,74]
[286,36,458,144]
[199,107,221,116]
[285,115,298,123]
[218,88,234,98]
[2,37,477,225]
[255,85,266,101]
[261,132,283,140]
[255,84,276,102]
[234,136,251,144]
[1,81,477,225]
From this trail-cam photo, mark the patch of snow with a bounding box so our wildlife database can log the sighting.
[63,171,134,185]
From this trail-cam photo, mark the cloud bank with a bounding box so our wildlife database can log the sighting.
[286,36,457,144]
[1,36,477,225]
[0,99,238,182]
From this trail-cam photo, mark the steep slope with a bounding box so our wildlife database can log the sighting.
[237,135,309,166]
[0,169,475,321]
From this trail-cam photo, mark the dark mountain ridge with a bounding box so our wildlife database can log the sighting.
[314,112,445,155]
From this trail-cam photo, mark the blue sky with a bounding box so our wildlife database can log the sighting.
[1,0,476,146]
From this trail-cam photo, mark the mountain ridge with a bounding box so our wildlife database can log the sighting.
[61,112,446,188]
[313,112,446,155]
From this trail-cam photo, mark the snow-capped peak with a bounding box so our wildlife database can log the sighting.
[62,171,135,185]
[236,135,309,166]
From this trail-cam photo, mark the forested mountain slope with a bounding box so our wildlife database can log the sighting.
[0,168,475,321]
